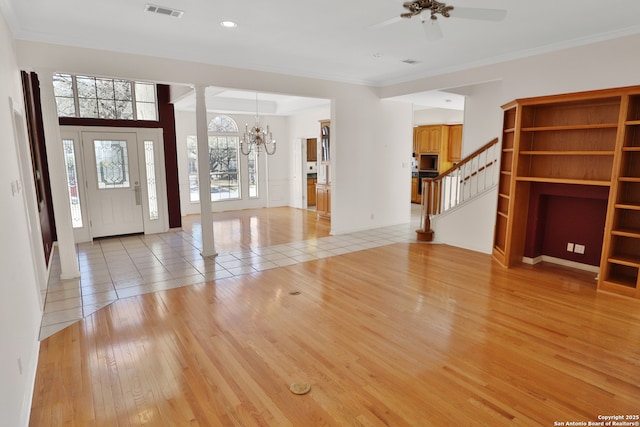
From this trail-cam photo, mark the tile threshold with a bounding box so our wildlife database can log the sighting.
[40,221,421,340]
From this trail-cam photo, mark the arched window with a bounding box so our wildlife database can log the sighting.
[208,115,238,133]
[187,115,258,202]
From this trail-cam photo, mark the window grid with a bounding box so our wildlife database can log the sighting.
[187,116,251,203]
[53,73,158,121]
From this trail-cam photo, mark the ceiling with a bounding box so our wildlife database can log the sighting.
[2,0,640,114]
[170,86,464,115]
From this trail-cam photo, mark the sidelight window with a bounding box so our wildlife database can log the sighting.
[62,139,83,228]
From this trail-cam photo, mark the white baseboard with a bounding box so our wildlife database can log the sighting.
[522,255,600,274]
[20,338,40,427]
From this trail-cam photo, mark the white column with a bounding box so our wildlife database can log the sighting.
[194,85,217,257]
[36,70,80,279]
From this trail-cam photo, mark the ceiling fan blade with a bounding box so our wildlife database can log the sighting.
[369,16,404,29]
[450,7,507,21]
[422,18,443,42]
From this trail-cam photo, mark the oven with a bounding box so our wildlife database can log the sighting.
[417,171,439,195]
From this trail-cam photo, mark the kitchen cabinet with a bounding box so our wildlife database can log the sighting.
[413,124,463,172]
[306,138,317,162]
[448,124,463,162]
[414,125,445,153]
[307,177,317,206]
[411,177,420,204]
[316,183,331,220]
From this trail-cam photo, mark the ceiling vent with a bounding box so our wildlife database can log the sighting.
[145,4,184,18]
[402,59,420,65]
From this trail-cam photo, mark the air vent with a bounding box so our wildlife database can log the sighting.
[145,4,184,18]
[402,59,420,65]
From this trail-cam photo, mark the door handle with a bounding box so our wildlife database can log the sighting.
[134,184,141,205]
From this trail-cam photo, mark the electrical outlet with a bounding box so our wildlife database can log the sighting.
[567,243,574,252]
[574,244,585,254]
[17,357,22,375]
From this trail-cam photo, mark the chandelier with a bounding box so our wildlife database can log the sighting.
[240,94,276,156]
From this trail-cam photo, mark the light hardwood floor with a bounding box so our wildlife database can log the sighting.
[30,209,640,426]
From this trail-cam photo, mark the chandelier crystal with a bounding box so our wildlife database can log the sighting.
[240,94,276,156]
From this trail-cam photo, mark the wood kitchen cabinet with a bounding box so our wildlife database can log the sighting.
[414,125,445,153]
[307,178,317,206]
[411,177,420,204]
[316,183,331,220]
[448,124,463,162]
[306,138,317,162]
[413,124,462,173]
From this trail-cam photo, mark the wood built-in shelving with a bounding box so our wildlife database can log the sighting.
[599,95,640,297]
[493,87,640,299]
[492,105,517,264]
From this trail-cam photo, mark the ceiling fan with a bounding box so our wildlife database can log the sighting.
[376,1,507,41]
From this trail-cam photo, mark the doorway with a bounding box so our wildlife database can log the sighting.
[61,127,169,242]
[82,132,144,238]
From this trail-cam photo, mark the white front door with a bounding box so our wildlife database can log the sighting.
[82,132,144,238]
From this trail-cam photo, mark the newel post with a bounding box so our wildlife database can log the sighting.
[416,178,434,241]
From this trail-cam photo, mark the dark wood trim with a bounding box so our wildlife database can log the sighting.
[21,71,56,265]
[156,85,181,229]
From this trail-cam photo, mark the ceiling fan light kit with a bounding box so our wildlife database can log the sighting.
[402,0,453,20]
[396,0,507,41]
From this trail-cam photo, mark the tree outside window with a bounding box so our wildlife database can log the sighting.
[187,115,255,202]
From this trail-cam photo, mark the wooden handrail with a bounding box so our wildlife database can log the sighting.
[416,137,500,242]
[430,137,499,182]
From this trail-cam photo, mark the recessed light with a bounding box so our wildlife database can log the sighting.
[220,21,238,28]
[373,53,383,58]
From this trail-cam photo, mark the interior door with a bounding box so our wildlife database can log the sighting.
[82,132,144,238]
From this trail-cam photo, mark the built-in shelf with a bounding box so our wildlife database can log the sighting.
[614,203,640,210]
[515,177,611,186]
[494,87,640,299]
[519,151,615,156]
[612,228,640,238]
[521,124,619,132]
[608,256,640,268]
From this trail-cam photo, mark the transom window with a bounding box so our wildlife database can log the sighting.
[187,115,258,202]
[53,73,158,121]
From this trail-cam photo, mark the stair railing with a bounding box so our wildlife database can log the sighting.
[417,138,500,241]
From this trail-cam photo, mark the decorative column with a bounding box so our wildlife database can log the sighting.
[36,70,80,279]
[194,85,217,257]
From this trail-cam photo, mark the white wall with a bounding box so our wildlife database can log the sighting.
[287,105,331,209]
[175,110,289,215]
[16,29,640,253]
[413,108,464,126]
[381,33,640,253]
[0,11,43,427]
[331,89,414,234]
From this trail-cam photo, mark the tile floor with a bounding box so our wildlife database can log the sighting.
[41,208,423,339]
